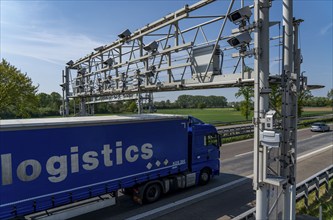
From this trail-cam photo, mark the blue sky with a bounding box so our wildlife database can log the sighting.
[1,0,332,102]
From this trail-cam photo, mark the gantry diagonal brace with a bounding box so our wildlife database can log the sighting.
[71,0,216,68]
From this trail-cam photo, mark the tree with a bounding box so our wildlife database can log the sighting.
[36,92,63,116]
[269,84,282,111]
[0,59,38,118]
[37,92,51,107]
[127,101,137,112]
[327,89,333,107]
[175,95,227,108]
[235,86,254,120]
[50,92,62,110]
[244,65,254,73]
[197,102,206,109]
[298,90,312,116]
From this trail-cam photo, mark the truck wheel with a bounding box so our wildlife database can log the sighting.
[199,169,211,185]
[144,183,162,203]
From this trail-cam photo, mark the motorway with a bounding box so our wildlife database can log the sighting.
[70,127,333,220]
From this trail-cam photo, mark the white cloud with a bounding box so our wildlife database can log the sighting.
[3,30,104,66]
[0,1,110,94]
[1,1,106,66]
[320,22,333,35]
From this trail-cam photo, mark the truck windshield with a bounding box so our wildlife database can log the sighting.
[189,116,204,125]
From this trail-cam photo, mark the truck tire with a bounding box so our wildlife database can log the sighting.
[199,168,211,185]
[143,183,162,203]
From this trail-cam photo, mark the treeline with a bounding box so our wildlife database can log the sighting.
[0,59,64,119]
[303,96,332,107]
[154,95,228,109]
[37,92,62,117]
[95,94,229,114]
[1,92,63,119]
[93,101,137,114]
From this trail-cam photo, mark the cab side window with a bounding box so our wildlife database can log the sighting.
[204,134,218,146]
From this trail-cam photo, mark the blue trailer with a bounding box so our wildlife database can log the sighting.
[0,114,220,219]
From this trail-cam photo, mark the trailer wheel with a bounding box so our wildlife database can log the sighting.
[143,183,162,203]
[199,168,211,185]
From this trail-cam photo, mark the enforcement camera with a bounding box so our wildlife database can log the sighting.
[228,6,252,24]
[94,46,104,51]
[227,32,252,48]
[103,58,114,66]
[118,29,132,39]
[77,68,86,75]
[66,60,74,66]
[143,41,158,52]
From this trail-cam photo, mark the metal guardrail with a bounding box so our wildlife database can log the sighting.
[218,125,254,138]
[296,164,333,209]
[212,114,332,126]
[216,114,332,139]
[210,120,252,126]
[298,115,333,127]
[232,165,333,220]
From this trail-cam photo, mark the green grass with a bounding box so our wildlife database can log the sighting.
[301,107,332,117]
[302,111,333,117]
[222,134,254,144]
[155,108,248,124]
[155,108,332,125]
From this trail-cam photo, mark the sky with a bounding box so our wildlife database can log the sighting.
[1,0,332,102]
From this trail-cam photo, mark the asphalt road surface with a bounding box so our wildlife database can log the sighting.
[70,127,333,220]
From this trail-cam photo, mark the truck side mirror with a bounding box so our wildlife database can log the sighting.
[218,134,222,147]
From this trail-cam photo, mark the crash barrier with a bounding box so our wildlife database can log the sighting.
[218,125,254,138]
[232,165,333,220]
[217,114,332,138]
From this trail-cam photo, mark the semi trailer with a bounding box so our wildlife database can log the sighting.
[0,114,220,219]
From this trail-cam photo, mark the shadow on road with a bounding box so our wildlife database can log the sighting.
[69,173,254,220]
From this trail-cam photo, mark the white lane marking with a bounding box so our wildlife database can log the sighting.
[126,174,253,220]
[298,144,333,161]
[222,138,253,146]
[234,144,332,159]
[230,132,331,158]
[311,132,329,138]
[235,151,254,157]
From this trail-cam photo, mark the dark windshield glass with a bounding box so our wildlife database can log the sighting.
[189,116,204,125]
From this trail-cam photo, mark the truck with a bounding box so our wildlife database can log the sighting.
[0,114,220,219]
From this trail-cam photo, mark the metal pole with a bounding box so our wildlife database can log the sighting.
[148,92,154,113]
[290,17,302,219]
[254,0,270,219]
[137,95,142,114]
[282,0,295,219]
[65,67,70,116]
[62,70,65,117]
[241,0,245,78]
[80,98,86,116]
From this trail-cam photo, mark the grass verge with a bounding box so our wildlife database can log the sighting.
[156,108,247,124]
[222,134,254,144]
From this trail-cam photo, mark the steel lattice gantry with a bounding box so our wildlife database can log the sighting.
[61,0,258,115]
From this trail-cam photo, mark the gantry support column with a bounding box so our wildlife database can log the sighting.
[253,0,270,218]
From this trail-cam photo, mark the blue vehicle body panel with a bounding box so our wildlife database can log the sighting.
[0,117,188,219]
[190,124,220,177]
